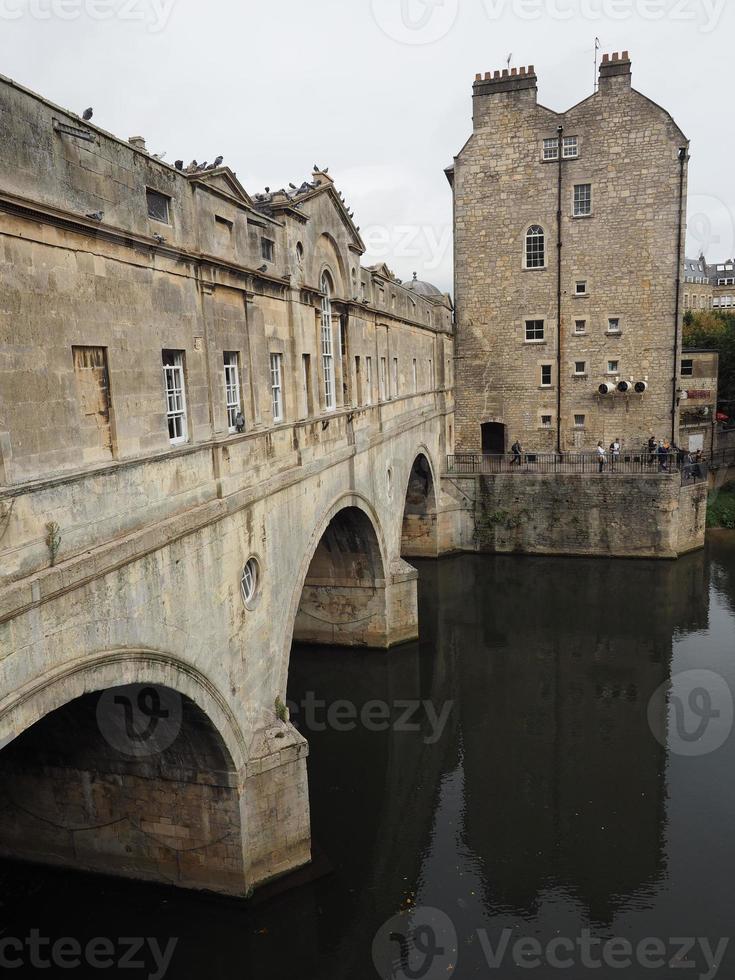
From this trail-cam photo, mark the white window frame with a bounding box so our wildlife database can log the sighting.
[525,226,546,269]
[270,352,284,423]
[162,350,187,444]
[576,281,588,296]
[607,360,620,375]
[574,414,586,429]
[541,415,553,429]
[541,364,553,388]
[607,317,621,334]
[525,319,545,342]
[223,351,241,433]
[574,319,587,334]
[562,136,579,159]
[573,183,592,217]
[365,356,373,405]
[574,361,587,376]
[320,274,336,410]
[543,137,559,161]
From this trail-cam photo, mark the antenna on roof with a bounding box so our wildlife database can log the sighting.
[506,52,512,70]
[594,37,601,93]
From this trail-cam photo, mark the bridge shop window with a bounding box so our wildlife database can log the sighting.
[270,353,284,422]
[223,351,243,433]
[320,273,336,410]
[162,350,187,444]
[525,319,545,342]
[525,225,546,269]
[146,188,171,224]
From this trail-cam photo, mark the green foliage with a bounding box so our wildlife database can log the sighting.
[683,311,735,409]
[275,696,289,723]
[707,484,735,530]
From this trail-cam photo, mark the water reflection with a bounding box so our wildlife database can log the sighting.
[1,541,733,980]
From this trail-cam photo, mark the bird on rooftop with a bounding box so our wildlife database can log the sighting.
[153,233,166,244]
[174,160,184,170]
[82,108,93,121]
[257,264,268,273]
[213,155,224,167]
[152,152,166,161]
[289,183,297,189]
[85,211,104,221]
[186,160,198,171]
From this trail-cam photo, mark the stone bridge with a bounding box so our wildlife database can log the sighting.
[0,74,456,896]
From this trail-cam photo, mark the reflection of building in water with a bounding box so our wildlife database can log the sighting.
[432,552,710,924]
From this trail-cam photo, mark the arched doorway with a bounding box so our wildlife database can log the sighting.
[293,506,391,648]
[0,686,246,895]
[401,454,439,558]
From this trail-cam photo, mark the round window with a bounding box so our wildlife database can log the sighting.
[240,557,260,607]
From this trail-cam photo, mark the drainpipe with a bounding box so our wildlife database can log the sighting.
[556,124,564,456]
[672,146,688,445]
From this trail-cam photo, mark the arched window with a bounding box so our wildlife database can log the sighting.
[320,273,336,410]
[525,225,545,269]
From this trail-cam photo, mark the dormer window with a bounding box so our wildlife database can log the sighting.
[147,189,170,223]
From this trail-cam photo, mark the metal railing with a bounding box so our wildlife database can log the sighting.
[446,452,683,476]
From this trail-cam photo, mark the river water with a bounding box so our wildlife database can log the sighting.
[2,535,735,979]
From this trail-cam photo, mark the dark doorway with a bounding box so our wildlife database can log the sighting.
[481,422,506,455]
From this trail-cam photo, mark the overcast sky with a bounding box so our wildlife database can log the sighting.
[2,0,732,293]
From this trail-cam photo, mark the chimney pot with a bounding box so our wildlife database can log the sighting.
[128,136,147,151]
[528,65,534,74]
[602,53,610,64]
[485,71,491,80]
[511,67,517,76]
[519,66,526,76]
[612,51,619,60]
[502,68,509,77]
[475,72,482,81]
[622,50,629,60]
[494,70,500,79]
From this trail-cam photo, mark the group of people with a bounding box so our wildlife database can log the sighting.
[506,437,706,479]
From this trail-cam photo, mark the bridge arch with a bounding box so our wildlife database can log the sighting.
[0,648,247,768]
[400,450,439,558]
[0,654,254,895]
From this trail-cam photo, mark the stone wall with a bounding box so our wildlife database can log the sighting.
[443,473,706,559]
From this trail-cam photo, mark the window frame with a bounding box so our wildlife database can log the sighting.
[562,136,579,159]
[607,360,620,376]
[525,225,546,270]
[681,359,694,377]
[607,317,622,334]
[574,319,587,335]
[574,361,587,377]
[575,280,588,296]
[525,318,545,342]
[162,349,187,444]
[261,237,275,262]
[574,414,586,429]
[146,188,171,224]
[573,183,592,217]
[540,364,553,388]
[320,273,336,411]
[270,352,284,423]
[223,351,242,433]
[543,137,559,161]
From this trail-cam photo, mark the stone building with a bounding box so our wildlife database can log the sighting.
[447,52,690,454]
[679,348,719,453]
[0,72,454,895]
[683,254,735,313]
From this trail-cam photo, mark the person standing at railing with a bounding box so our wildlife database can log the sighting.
[648,435,658,468]
[658,440,670,472]
[610,438,621,471]
[511,439,523,467]
[596,442,607,474]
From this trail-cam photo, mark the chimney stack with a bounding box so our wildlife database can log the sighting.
[598,51,632,91]
[472,64,538,129]
[128,136,147,152]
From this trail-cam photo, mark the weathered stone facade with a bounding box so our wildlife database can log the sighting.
[448,53,689,454]
[0,74,454,895]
